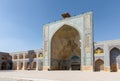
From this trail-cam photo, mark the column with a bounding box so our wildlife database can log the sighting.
[43,26,50,70]
[36,52,39,71]
[22,53,25,70]
[17,54,19,70]
[17,62,19,70]
[0,62,1,70]
[12,54,14,60]
[80,13,94,72]
[12,54,14,70]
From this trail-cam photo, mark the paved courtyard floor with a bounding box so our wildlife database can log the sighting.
[0,70,120,81]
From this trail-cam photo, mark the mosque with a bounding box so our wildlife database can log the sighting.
[0,11,120,72]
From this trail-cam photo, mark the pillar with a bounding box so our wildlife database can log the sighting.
[17,54,19,70]
[104,44,110,72]
[36,52,39,71]
[0,63,1,70]
[11,54,14,60]
[17,61,19,70]
[22,53,25,70]
[81,13,94,72]
[12,54,14,70]
[43,26,50,71]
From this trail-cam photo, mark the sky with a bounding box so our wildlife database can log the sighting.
[0,0,120,52]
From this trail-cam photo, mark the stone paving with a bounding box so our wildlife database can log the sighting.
[0,70,120,81]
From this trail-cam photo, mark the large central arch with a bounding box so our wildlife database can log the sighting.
[51,25,81,70]
[43,12,93,71]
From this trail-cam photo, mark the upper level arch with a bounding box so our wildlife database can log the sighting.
[95,47,104,54]
[110,47,120,52]
[109,46,120,52]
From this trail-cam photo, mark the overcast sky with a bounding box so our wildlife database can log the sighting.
[0,0,120,52]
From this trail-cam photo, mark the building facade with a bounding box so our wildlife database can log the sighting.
[94,40,120,72]
[10,49,43,70]
[0,12,120,72]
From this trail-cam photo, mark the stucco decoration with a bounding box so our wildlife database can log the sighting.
[95,48,104,54]
[84,14,91,54]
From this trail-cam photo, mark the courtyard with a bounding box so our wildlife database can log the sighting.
[0,71,120,81]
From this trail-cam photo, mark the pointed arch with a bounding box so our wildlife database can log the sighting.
[19,62,23,70]
[1,62,7,70]
[95,47,104,54]
[19,54,23,59]
[14,55,17,59]
[13,61,17,70]
[110,47,119,52]
[95,59,104,71]
[110,47,120,72]
[51,24,81,70]
[49,24,82,44]
[51,24,81,41]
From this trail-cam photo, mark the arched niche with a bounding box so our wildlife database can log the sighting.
[95,47,104,54]
[19,62,23,70]
[95,59,104,71]
[1,62,7,70]
[13,62,17,70]
[51,24,81,70]
[19,54,23,59]
[25,53,29,59]
[14,55,17,59]
[32,53,36,58]
[110,47,120,72]
[39,53,43,58]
